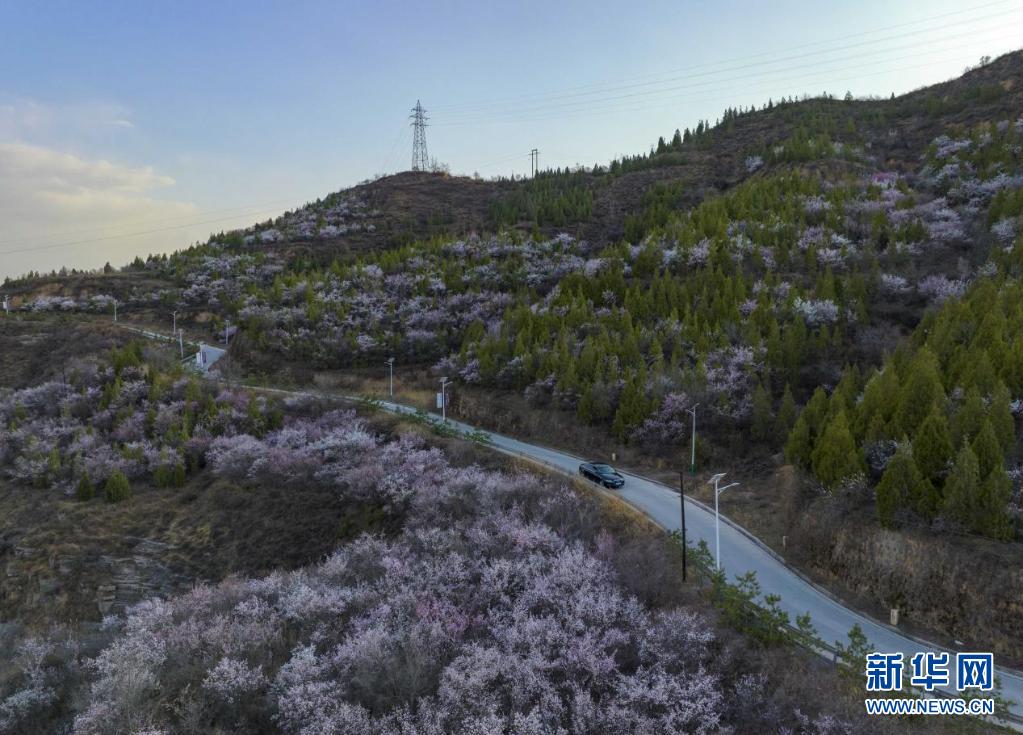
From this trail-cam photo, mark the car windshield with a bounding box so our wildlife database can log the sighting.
[593,464,615,473]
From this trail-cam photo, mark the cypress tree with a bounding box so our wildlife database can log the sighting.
[952,387,986,448]
[988,382,1016,453]
[875,442,925,527]
[785,412,813,467]
[912,405,953,484]
[75,472,94,501]
[971,420,1003,480]
[976,468,1013,540]
[104,470,132,503]
[751,382,774,443]
[775,383,797,437]
[893,348,945,436]
[944,442,980,528]
[811,410,862,489]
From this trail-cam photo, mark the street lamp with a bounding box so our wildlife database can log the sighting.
[439,377,450,422]
[708,472,739,571]
[386,357,395,398]
[687,403,699,475]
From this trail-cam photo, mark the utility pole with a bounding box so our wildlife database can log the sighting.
[688,403,699,475]
[530,148,539,178]
[224,319,231,346]
[410,100,429,172]
[172,310,178,335]
[386,357,395,398]
[178,329,184,359]
[439,377,450,422]
[708,473,739,570]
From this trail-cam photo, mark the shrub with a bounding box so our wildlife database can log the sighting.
[103,470,132,503]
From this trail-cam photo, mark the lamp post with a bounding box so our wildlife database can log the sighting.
[172,310,178,335]
[439,377,450,422]
[708,472,739,571]
[224,319,231,346]
[679,470,688,582]
[687,403,699,475]
[386,357,395,398]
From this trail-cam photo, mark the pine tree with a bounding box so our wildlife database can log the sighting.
[811,410,862,489]
[912,405,953,484]
[104,470,132,503]
[75,472,94,501]
[944,442,980,528]
[875,442,925,527]
[976,468,1012,540]
[971,420,1003,479]
[751,382,774,443]
[988,382,1016,454]
[893,348,945,436]
[775,383,797,437]
[785,412,813,467]
[952,387,986,447]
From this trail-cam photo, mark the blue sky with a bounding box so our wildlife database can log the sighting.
[1,0,1020,278]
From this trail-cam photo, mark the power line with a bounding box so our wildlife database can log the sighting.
[434,19,1019,125]
[433,32,1019,127]
[431,0,1016,114]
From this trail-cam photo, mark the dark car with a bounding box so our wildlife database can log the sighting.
[579,462,625,489]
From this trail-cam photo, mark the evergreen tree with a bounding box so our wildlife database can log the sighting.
[785,412,813,467]
[875,442,925,527]
[775,383,797,437]
[971,420,1003,479]
[75,472,94,501]
[988,382,1016,454]
[104,470,132,503]
[952,387,986,447]
[944,442,980,528]
[811,410,862,489]
[912,405,953,484]
[750,382,774,443]
[893,348,945,436]
[976,468,1013,540]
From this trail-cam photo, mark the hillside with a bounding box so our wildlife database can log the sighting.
[2,48,1023,732]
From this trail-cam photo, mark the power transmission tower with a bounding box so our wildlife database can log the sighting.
[410,100,429,171]
[530,148,539,177]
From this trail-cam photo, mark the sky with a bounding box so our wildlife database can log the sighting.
[0,0,1020,279]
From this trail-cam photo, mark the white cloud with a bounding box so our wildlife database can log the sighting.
[0,98,136,139]
[0,142,197,278]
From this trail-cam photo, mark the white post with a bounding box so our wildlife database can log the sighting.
[224,319,231,345]
[387,357,395,397]
[708,473,739,570]
[113,301,118,323]
[440,377,449,422]
[172,310,177,335]
[178,329,184,359]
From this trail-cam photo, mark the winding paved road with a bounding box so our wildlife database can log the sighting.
[100,323,1023,721]
[365,399,1023,720]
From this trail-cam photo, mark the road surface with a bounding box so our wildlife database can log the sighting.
[86,323,1023,719]
[366,399,1023,720]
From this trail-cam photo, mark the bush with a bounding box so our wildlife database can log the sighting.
[103,470,131,503]
[75,473,94,501]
